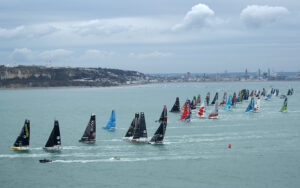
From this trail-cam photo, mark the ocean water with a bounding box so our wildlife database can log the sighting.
[0,82,299,188]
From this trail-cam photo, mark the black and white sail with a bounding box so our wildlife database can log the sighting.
[149,105,167,144]
[211,92,218,105]
[10,119,30,150]
[44,120,61,150]
[132,112,147,141]
[170,97,180,112]
[79,114,96,142]
[124,113,139,138]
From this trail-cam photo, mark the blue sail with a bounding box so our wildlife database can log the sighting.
[245,98,254,113]
[103,110,116,131]
[224,95,232,110]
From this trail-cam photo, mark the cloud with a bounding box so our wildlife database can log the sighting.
[84,49,115,58]
[172,3,216,31]
[129,51,172,59]
[39,49,73,60]
[240,5,289,28]
[9,48,33,61]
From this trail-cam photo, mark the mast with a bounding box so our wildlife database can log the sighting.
[44,120,61,148]
[79,114,96,142]
[149,105,167,143]
[170,97,180,112]
[11,119,30,149]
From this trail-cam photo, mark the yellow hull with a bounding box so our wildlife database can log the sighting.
[9,146,29,150]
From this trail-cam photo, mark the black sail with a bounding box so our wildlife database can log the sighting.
[170,97,180,112]
[132,112,147,139]
[211,92,218,105]
[45,120,61,148]
[124,113,139,138]
[205,92,210,106]
[79,115,96,142]
[13,119,30,147]
[150,106,167,143]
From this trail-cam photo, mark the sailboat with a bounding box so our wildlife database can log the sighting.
[280,97,288,112]
[103,110,116,131]
[238,91,243,104]
[245,97,254,113]
[224,95,232,111]
[232,92,237,107]
[264,89,272,100]
[170,97,180,113]
[208,100,218,119]
[197,102,206,118]
[211,92,218,105]
[123,113,139,140]
[10,119,30,150]
[205,92,210,106]
[219,92,227,106]
[131,112,148,142]
[79,114,96,143]
[191,96,197,110]
[149,105,167,144]
[180,100,191,121]
[254,97,261,112]
[196,95,201,107]
[44,120,61,150]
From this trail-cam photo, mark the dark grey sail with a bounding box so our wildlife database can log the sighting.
[132,112,147,139]
[124,113,139,138]
[150,105,167,143]
[211,92,218,105]
[44,120,61,148]
[170,97,180,112]
[79,114,96,142]
[205,92,210,106]
[13,119,30,148]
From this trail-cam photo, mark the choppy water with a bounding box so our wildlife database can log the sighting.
[0,82,300,188]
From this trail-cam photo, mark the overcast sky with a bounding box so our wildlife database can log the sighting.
[1,0,300,73]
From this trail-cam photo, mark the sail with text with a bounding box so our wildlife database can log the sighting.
[10,119,30,150]
[131,112,148,142]
[149,105,167,144]
[211,92,218,105]
[280,97,288,112]
[170,97,180,113]
[208,100,218,119]
[197,102,206,118]
[205,92,210,106]
[219,92,227,106]
[79,114,96,143]
[245,97,254,113]
[224,95,232,111]
[44,120,61,150]
[254,97,261,112]
[103,110,116,131]
[180,100,191,121]
[124,113,139,139]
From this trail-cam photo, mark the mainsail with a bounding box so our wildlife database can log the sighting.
[79,114,96,142]
[208,100,218,119]
[254,97,261,112]
[132,112,147,141]
[197,102,206,118]
[149,105,167,143]
[219,92,227,106]
[211,92,218,105]
[180,100,191,121]
[170,97,180,113]
[245,97,254,113]
[103,110,116,131]
[205,92,210,106]
[224,95,232,110]
[124,113,138,138]
[280,97,288,112]
[44,120,61,149]
[196,95,201,107]
[10,119,30,150]
[232,92,237,106]
[191,96,197,110]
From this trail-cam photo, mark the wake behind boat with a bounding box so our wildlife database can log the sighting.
[79,114,96,143]
[39,158,52,163]
[10,119,30,151]
[43,120,62,150]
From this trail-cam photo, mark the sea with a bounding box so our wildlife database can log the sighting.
[0,82,299,188]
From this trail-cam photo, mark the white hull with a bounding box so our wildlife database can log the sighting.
[131,137,148,142]
[43,145,62,150]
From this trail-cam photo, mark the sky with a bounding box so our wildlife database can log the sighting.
[0,0,300,73]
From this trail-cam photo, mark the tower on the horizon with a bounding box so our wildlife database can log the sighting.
[245,68,248,80]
